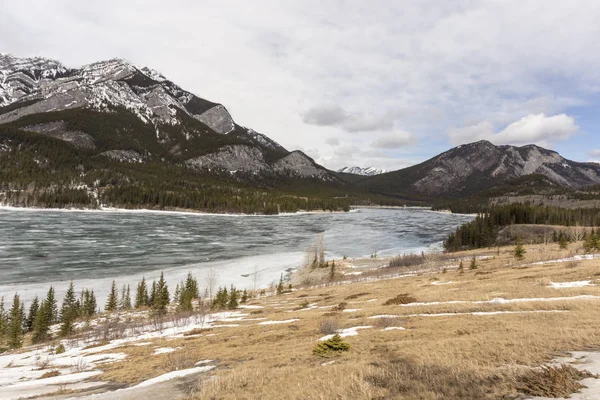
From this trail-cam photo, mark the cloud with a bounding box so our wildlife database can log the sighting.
[449,114,579,146]
[372,132,417,148]
[325,137,340,146]
[1,1,599,167]
[301,105,397,133]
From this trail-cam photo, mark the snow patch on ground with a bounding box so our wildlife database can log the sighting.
[258,319,299,325]
[400,295,600,307]
[367,314,399,319]
[238,305,264,309]
[406,310,566,317]
[342,308,361,313]
[548,281,594,289]
[383,327,406,331]
[431,281,453,285]
[319,326,372,341]
[133,365,215,388]
[153,347,179,355]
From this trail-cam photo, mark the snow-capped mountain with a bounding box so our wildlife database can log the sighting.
[337,166,387,176]
[0,53,337,181]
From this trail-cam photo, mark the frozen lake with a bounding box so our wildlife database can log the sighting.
[0,207,473,304]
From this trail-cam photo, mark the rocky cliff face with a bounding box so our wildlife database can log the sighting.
[361,140,600,198]
[0,53,338,183]
[337,166,386,176]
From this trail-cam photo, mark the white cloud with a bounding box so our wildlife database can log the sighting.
[587,149,600,158]
[372,132,417,148]
[1,1,599,167]
[449,114,579,146]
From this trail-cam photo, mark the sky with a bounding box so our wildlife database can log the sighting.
[2,0,600,171]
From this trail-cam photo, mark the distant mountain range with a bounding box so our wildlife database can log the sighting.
[358,140,600,199]
[1,53,600,211]
[337,166,387,176]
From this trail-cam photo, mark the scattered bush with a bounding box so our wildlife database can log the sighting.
[344,292,370,301]
[383,294,416,306]
[375,317,404,329]
[163,351,195,371]
[319,318,340,335]
[312,334,350,358]
[332,302,347,312]
[55,343,66,354]
[40,370,61,379]
[517,364,596,397]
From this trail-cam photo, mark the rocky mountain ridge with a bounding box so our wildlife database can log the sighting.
[359,140,600,199]
[0,53,334,182]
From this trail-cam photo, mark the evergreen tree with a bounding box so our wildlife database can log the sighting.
[25,296,39,333]
[469,256,478,270]
[120,285,132,310]
[149,280,157,306]
[228,285,238,309]
[60,281,79,337]
[105,281,118,312]
[7,294,24,349]
[276,274,284,295]
[241,289,248,303]
[559,232,569,250]
[135,277,149,308]
[185,272,199,299]
[514,239,526,260]
[0,297,7,340]
[82,289,97,318]
[32,300,50,344]
[329,260,336,281]
[153,272,169,315]
[45,286,58,324]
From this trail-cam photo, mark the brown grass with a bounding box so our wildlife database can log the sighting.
[82,242,600,399]
[517,364,596,397]
[383,293,417,305]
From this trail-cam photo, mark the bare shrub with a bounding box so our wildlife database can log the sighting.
[375,317,405,329]
[71,357,88,373]
[332,302,347,312]
[319,318,340,334]
[163,351,195,372]
[35,356,50,370]
[388,253,425,268]
[40,370,60,379]
[517,364,596,397]
[344,292,370,301]
[383,294,417,306]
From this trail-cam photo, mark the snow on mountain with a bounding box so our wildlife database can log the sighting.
[0,54,239,136]
[337,166,387,176]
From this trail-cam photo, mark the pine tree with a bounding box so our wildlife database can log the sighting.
[0,297,7,340]
[8,294,24,349]
[185,272,199,299]
[82,289,97,318]
[60,281,78,337]
[25,296,39,333]
[514,239,526,260]
[149,280,157,306]
[135,277,149,308]
[153,272,169,315]
[32,300,50,344]
[45,286,57,324]
[329,260,336,281]
[559,232,569,250]
[105,281,118,312]
[276,274,284,295]
[228,285,238,309]
[120,285,132,310]
[241,289,248,303]
[469,256,478,270]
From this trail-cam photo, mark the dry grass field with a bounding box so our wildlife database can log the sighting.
[82,241,600,399]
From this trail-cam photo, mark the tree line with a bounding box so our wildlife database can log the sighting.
[444,203,600,251]
[0,270,282,351]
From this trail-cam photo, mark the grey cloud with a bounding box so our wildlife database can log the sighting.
[325,137,340,146]
[372,132,417,149]
[301,105,399,133]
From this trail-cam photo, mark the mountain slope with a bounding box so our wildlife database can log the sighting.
[360,140,600,199]
[0,54,353,213]
[0,53,338,182]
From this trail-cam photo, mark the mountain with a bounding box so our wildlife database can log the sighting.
[337,166,387,176]
[360,140,600,199]
[0,54,350,213]
[0,53,336,181]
